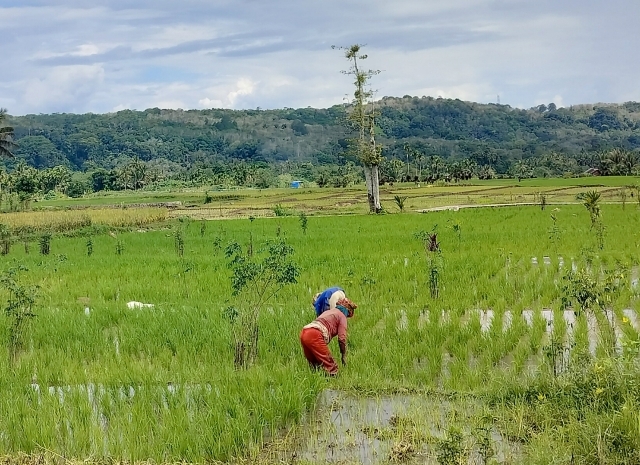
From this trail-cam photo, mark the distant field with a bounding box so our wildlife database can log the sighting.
[25,176,640,223]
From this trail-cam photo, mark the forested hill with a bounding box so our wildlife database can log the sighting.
[7,97,640,175]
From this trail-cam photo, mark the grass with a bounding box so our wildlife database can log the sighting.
[0,187,640,462]
[0,208,167,234]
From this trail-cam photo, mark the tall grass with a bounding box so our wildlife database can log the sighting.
[0,208,167,234]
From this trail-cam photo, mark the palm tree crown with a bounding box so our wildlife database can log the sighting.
[0,108,16,158]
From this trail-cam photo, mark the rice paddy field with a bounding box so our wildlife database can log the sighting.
[1,180,640,464]
[28,175,640,219]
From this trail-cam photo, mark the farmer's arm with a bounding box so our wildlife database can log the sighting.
[338,317,347,366]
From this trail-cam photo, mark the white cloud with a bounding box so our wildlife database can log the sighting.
[227,78,256,106]
[2,0,640,115]
[198,77,257,109]
[21,65,105,113]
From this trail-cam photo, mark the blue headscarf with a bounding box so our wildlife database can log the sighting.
[336,305,350,318]
[313,286,344,316]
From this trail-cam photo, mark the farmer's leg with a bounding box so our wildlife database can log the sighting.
[300,328,338,375]
[300,328,322,369]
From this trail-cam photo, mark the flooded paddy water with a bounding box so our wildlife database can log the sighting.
[268,389,520,464]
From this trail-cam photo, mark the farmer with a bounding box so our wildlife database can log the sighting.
[300,297,357,376]
[312,286,346,316]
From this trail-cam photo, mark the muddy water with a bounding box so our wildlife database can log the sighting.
[290,389,520,465]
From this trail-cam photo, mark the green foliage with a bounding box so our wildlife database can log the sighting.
[86,237,93,256]
[548,213,561,253]
[298,211,308,235]
[0,109,16,159]
[0,265,37,363]
[494,357,640,464]
[394,195,408,212]
[174,227,185,258]
[0,224,11,255]
[272,203,291,217]
[579,190,605,249]
[225,237,299,368]
[65,179,89,198]
[619,187,628,209]
[39,233,51,255]
[561,267,622,312]
[115,239,123,256]
[415,229,442,298]
[336,44,383,212]
[435,427,466,465]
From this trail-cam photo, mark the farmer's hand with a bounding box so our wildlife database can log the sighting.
[341,354,347,366]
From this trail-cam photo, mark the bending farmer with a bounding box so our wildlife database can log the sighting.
[312,286,346,316]
[300,298,357,376]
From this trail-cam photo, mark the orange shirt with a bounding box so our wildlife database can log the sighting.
[315,308,348,345]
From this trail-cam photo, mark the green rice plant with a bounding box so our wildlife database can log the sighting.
[200,220,206,237]
[115,239,123,256]
[86,237,93,256]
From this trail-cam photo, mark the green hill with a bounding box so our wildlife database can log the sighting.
[6,97,640,176]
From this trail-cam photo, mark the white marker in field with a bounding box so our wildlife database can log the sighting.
[541,309,554,333]
[622,309,640,331]
[503,311,512,332]
[127,301,155,309]
[478,309,493,333]
[604,308,623,354]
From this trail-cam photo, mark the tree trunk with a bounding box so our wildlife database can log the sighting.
[364,164,382,213]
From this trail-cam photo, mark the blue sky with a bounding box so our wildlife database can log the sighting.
[1,0,639,115]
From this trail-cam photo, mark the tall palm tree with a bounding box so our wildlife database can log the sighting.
[0,108,16,158]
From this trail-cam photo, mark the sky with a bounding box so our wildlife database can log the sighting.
[1,0,639,116]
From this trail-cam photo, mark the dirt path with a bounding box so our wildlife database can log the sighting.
[417,202,579,212]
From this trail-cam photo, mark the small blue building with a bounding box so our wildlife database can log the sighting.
[290,180,303,188]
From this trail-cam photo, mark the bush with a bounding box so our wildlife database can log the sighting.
[66,180,90,198]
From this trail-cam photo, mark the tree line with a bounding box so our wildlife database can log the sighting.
[1,97,639,198]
